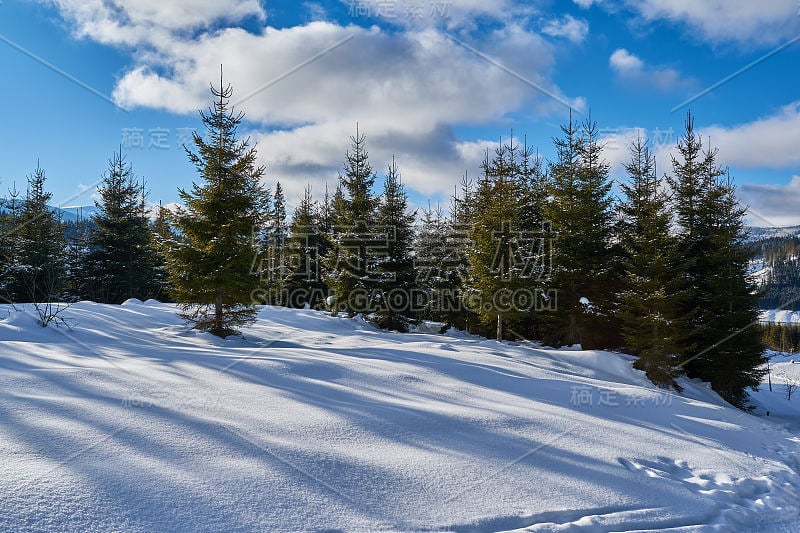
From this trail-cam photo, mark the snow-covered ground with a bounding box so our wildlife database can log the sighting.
[761,310,800,325]
[1,301,799,532]
[751,352,800,429]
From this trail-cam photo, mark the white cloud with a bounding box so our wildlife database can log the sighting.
[45,1,584,203]
[51,0,265,46]
[609,48,643,72]
[607,106,800,225]
[102,18,580,201]
[740,176,800,227]
[542,15,589,43]
[597,126,648,177]
[694,102,800,169]
[609,48,691,91]
[343,0,529,30]
[606,0,799,46]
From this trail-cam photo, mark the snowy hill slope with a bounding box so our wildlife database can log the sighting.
[1,301,799,532]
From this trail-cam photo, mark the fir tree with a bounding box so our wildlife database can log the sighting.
[284,186,327,309]
[669,112,766,408]
[373,156,416,331]
[2,164,66,308]
[617,135,687,388]
[443,173,478,332]
[323,125,380,316]
[82,150,155,304]
[687,169,766,407]
[149,202,176,301]
[415,202,457,327]
[541,113,617,348]
[63,208,93,301]
[463,140,529,341]
[258,182,288,304]
[167,72,269,337]
[0,184,20,301]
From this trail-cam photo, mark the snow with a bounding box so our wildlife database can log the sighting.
[1,302,800,531]
[761,309,800,325]
[750,351,800,427]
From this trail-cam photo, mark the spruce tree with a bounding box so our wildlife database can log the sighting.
[688,169,766,407]
[4,164,66,304]
[64,208,93,301]
[541,113,617,348]
[284,186,327,309]
[373,156,416,331]
[463,140,529,341]
[258,182,288,305]
[415,203,455,326]
[82,150,155,304]
[149,203,176,301]
[445,173,478,332]
[669,112,766,408]
[0,186,18,301]
[323,126,380,316]
[617,135,688,388]
[167,73,269,337]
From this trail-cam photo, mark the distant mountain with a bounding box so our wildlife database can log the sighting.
[746,225,800,241]
[748,229,800,311]
[57,205,101,222]
[0,199,100,222]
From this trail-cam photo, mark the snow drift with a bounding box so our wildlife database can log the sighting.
[0,301,798,531]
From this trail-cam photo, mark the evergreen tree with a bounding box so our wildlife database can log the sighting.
[4,163,66,304]
[284,186,327,309]
[0,185,20,300]
[415,203,455,326]
[617,135,688,388]
[667,112,707,347]
[82,150,156,303]
[167,73,269,337]
[688,170,766,407]
[258,183,289,304]
[323,126,380,316]
[373,156,416,331]
[444,173,478,332]
[63,208,93,301]
[459,135,551,341]
[541,113,617,348]
[464,142,527,340]
[669,112,766,408]
[149,202,176,301]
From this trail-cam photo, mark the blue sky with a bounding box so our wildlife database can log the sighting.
[1,0,799,224]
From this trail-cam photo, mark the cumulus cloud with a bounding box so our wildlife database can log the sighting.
[594,0,800,46]
[341,0,531,30]
[739,176,800,227]
[572,0,600,8]
[44,1,586,203]
[103,17,579,201]
[51,0,265,46]
[609,48,643,72]
[542,15,589,43]
[634,0,800,46]
[693,102,800,169]
[609,48,692,91]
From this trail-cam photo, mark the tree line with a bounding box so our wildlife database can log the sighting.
[0,77,766,408]
[762,322,800,354]
[757,236,800,311]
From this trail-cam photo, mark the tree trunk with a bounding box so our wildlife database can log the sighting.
[496,314,503,342]
[215,294,223,335]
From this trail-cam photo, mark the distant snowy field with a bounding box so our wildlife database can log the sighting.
[1,301,800,532]
[761,310,800,325]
